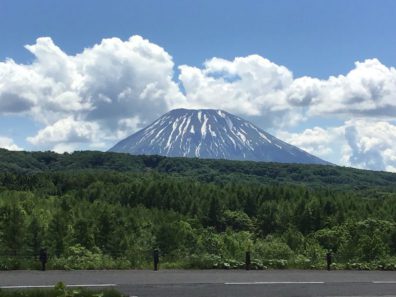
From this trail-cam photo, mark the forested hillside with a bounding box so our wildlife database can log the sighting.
[1,149,396,191]
[1,149,396,270]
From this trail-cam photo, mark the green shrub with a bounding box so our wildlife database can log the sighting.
[290,254,312,269]
[0,282,122,297]
[253,237,294,261]
[48,245,131,270]
[186,254,222,269]
[262,259,288,269]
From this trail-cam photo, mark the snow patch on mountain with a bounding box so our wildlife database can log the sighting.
[109,109,328,165]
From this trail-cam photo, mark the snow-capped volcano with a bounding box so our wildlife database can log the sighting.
[109,108,327,164]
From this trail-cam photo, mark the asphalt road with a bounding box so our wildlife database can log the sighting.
[1,269,396,297]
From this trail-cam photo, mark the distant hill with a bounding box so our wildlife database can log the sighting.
[109,109,328,165]
[1,149,396,193]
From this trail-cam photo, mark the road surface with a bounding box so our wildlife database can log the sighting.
[1,269,396,297]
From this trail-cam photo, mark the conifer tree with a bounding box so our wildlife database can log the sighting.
[0,202,25,256]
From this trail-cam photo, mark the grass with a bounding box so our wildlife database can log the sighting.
[0,283,123,297]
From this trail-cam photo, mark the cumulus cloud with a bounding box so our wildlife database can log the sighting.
[179,56,396,130]
[343,120,396,172]
[277,127,343,158]
[0,36,185,151]
[0,137,22,151]
[178,54,396,171]
[178,55,297,127]
[75,36,185,124]
[279,120,396,172]
[286,76,321,106]
[27,117,101,147]
[287,59,396,118]
[1,35,396,171]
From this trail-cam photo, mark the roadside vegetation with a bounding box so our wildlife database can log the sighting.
[1,150,396,270]
[0,282,122,297]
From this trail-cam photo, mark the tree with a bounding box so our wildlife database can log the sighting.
[48,211,69,257]
[244,195,257,217]
[207,197,223,231]
[223,210,253,231]
[257,201,280,236]
[96,208,115,254]
[0,202,25,256]
[73,217,94,249]
[26,216,42,258]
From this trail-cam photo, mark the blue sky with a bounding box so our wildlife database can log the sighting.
[0,0,396,171]
[2,0,395,75]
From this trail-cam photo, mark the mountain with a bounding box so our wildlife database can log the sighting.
[109,108,328,165]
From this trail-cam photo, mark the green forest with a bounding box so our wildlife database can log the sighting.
[1,149,396,270]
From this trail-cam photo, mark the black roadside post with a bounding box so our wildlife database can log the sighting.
[245,251,251,270]
[326,251,332,271]
[39,248,48,271]
[153,249,159,271]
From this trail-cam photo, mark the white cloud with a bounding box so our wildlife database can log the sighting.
[343,120,396,172]
[178,54,396,171]
[179,56,396,130]
[0,36,185,150]
[288,59,396,118]
[0,137,22,151]
[286,76,321,106]
[75,35,185,123]
[1,35,396,171]
[27,117,103,150]
[178,55,296,127]
[279,120,396,172]
[52,143,79,154]
[277,127,342,159]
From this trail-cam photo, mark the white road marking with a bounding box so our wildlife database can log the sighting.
[68,284,117,287]
[226,280,396,285]
[224,281,325,285]
[0,284,117,289]
[372,281,396,284]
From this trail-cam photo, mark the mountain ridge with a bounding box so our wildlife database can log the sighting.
[109,108,328,165]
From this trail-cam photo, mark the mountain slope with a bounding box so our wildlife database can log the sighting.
[109,108,328,165]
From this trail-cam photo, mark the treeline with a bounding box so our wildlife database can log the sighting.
[1,166,396,270]
[2,149,396,193]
